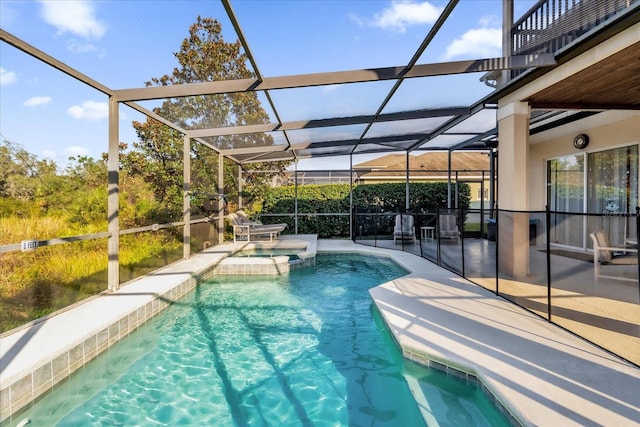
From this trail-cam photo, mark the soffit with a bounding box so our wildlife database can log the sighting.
[525,41,640,110]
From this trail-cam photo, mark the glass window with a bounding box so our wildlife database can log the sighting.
[587,145,638,247]
[547,145,639,249]
[587,145,638,214]
[547,154,585,247]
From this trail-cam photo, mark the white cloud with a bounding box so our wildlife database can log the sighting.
[67,100,108,120]
[64,145,90,157]
[445,26,501,60]
[39,0,107,39]
[66,39,99,54]
[479,15,500,28]
[24,96,52,107]
[0,67,17,85]
[369,1,442,33]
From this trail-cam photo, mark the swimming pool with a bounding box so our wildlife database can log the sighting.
[12,254,511,426]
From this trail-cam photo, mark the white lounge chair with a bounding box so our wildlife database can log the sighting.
[228,212,287,242]
[590,231,638,282]
[236,210,288,228]
[393,214,416,244]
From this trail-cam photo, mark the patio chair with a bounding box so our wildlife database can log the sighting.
[228,213,287,242]
[393,214,416,244]
[236,210,287,228]
[439,214,461,240]
[590,231,638,282]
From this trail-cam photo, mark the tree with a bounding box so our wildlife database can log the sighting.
[126,16,291,220]
[0,140,51,200]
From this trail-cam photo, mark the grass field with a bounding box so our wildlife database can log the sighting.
[0,216,183,333]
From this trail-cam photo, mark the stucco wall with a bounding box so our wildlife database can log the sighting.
[527,111,640,210]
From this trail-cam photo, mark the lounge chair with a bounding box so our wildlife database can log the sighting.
[393,214,416,244]
[590,231,638,282]
[228,212,287,242]
[439,214,461,240]
[236,210,287,228]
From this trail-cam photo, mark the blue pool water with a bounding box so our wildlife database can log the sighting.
[13,254,511,426]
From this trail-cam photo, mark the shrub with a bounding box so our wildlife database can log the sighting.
[259,182,470,237]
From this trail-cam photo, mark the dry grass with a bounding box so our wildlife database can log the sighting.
[1,216,182,332]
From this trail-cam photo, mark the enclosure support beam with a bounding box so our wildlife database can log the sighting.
[447,151,452,209]
[502,0,514,87]
[218,154,225,244]
[489,148,496,218]
[238,165,243,210]
[107,96,120,291]
[455,171,459,209]
[294,160,299,234]
[405,151,410,212]
[350,154,354,239]
[183,135,191,259]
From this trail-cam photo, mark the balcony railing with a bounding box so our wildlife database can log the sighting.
[512,0,636,56]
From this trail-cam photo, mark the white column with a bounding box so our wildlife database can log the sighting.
[498,101,530,277]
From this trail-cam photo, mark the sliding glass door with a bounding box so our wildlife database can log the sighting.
[547,145,639,249]
[587,145,638,247]
[547,154,585,248]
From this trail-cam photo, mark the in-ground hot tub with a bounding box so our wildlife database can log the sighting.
[212,237,316,275]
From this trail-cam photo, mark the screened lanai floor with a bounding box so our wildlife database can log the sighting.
[369,237,640,366]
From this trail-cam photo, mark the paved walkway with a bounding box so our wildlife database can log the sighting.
[323,241,640,426]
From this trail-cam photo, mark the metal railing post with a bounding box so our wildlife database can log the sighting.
[495,205,499,295]
[546,205,552,320]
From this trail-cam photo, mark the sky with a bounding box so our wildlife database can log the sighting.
[0,0,537,170]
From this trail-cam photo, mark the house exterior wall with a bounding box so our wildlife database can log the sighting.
[497,22,640,212]
[528,111,640,210]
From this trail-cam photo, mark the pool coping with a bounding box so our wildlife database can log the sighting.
[1,238,639,426]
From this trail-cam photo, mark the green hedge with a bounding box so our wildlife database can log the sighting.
[258,182,470,238]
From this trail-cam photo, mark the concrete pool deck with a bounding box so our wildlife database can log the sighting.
[321,240,640,427]
[1,238,639,426]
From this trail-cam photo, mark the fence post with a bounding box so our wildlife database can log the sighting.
[495,205,499,295]
[546,205,552,320]
[436,207,441,266]
[460,207,465,277]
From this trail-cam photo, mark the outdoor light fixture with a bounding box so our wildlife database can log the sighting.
[573,133,590,149]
